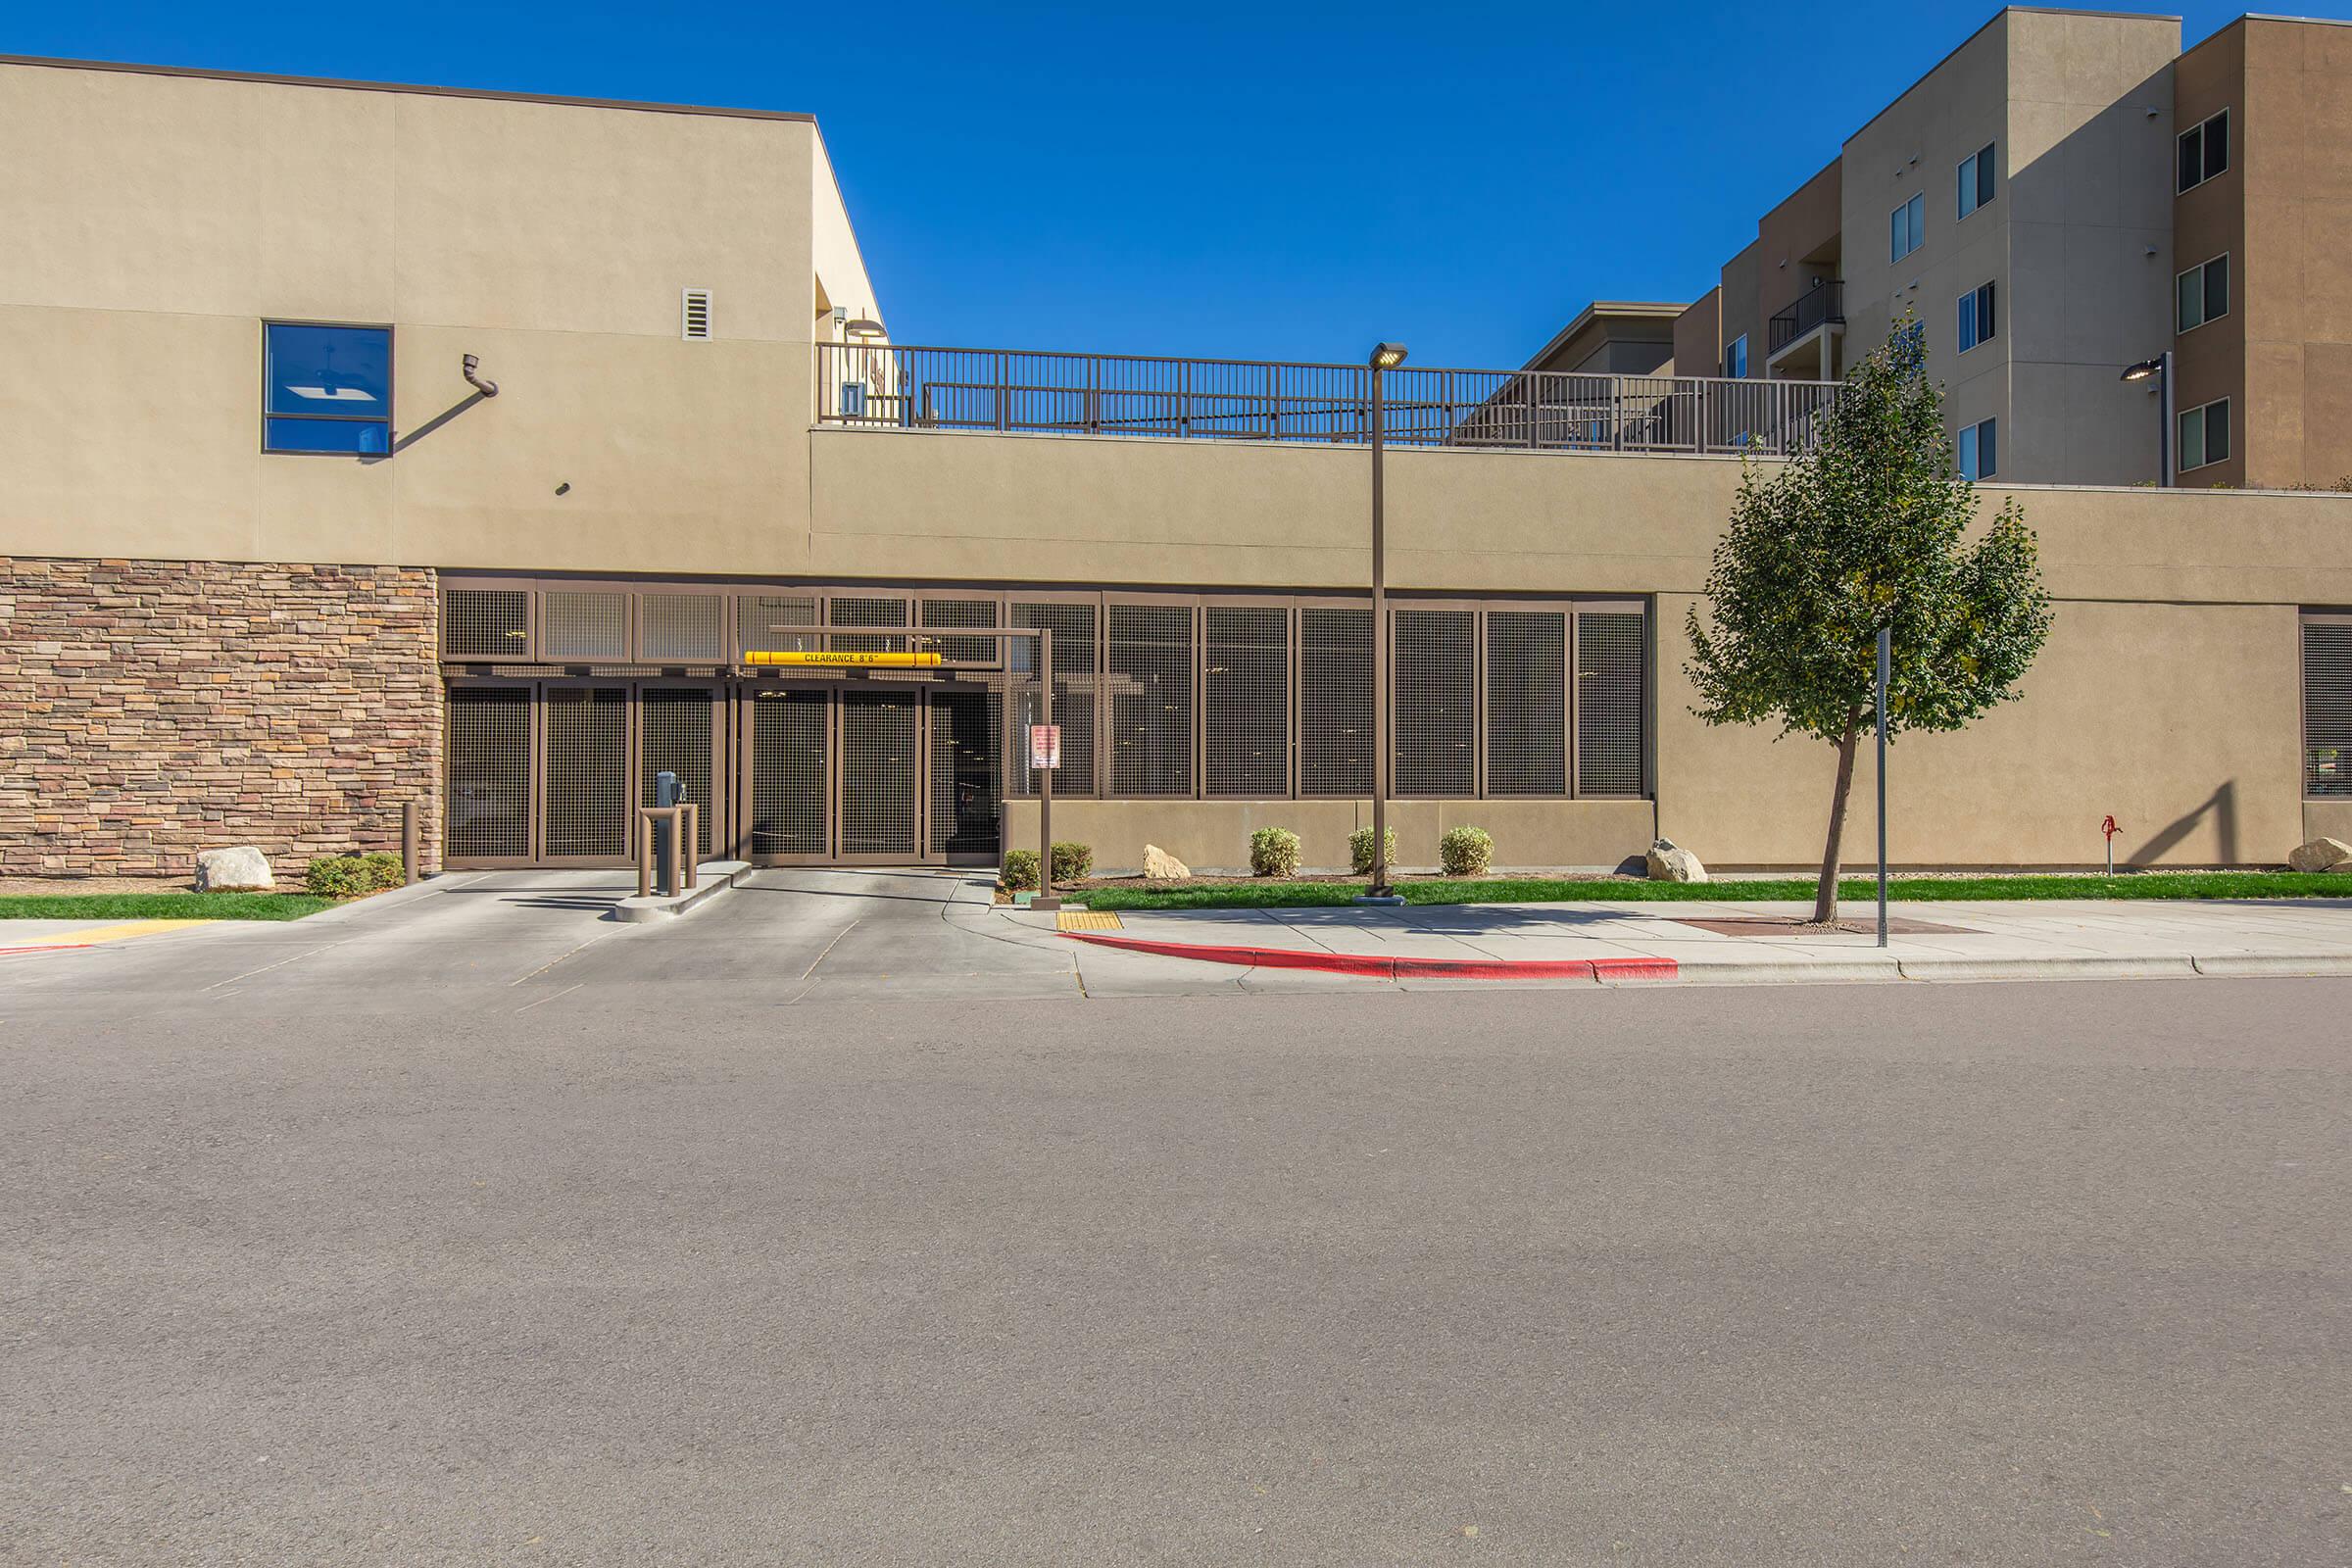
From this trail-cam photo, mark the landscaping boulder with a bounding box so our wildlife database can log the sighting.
[1643,837,1707,883]
[195,846,274,892]
[1142,844,1191,882]
[2288,836,2352,873]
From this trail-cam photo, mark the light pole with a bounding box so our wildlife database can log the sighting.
[1361,342,1407,903]
[2121,353,2174,487]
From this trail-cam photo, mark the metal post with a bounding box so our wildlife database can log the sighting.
[1368,361,1392,898]
[671,809,687,898]
[1033,626,1059,912]
[401,799,418,885]
[2158,349,2176,488]
[638,811,654,900]
[1876,624,1890,949]
[682,804,699,889]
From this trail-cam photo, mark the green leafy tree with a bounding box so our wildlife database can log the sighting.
[1685,321,2053,924]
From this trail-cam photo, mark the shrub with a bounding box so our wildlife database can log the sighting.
[1249,826,1301,879]
[358,852,406,891]
[1439,825,1494,877]
[1348,825,1397,875]
[1002,850,1041,892]
[305,856,366,898]
[1051,841,1093,882]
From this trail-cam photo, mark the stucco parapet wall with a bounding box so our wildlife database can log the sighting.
[807,425,2352,606]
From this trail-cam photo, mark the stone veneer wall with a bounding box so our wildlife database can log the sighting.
[0,558,441,879]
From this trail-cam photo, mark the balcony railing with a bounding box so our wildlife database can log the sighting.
[1768,280,1844,355]
[816,343,1839,459]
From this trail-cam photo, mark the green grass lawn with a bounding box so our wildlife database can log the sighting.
[0,892,338,922]
[1066,870,2352,912]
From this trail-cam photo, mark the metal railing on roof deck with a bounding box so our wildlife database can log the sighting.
[815,343,1840,458]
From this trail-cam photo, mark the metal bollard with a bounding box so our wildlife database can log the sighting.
[681,803,699,890]
[401,800,418,885]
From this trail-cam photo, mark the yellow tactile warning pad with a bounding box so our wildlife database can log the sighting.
[0,919,214,952]
[1055,910,1124,932]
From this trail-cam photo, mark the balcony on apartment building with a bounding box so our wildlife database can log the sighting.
[815,343,1839,459]
[1766,280,1844,382]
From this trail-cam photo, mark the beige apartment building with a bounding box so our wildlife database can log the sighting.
[4,41,2352,884]
[1559,9,2352,491]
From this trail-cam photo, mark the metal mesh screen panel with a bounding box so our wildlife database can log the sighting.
[1394,610,1476,796]
[1010,602,1098,797]
[446,688,530,858]
[831,595,909,654]
[1298,608,1373,796]
[542,592,629,662]
[1576,611,1645,797]
[840,691,919,857]
[1486,611,1567,796]
[918,598,1002,664]
[1205,606,1290,797]
[739,594,820,658]
[2304,620,2352,798]
[444,589,529,658]
[751,690,827,856]
[640,594,726,662]
[930,690,1002,855]
[641,688,718,853]
[1107,604,1195,797]
[542,686,630,858]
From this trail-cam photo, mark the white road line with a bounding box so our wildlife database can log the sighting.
[201,942,347,994]
[514,981,583,1013]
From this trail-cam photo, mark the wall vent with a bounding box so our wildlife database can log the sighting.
[681,288,712,340]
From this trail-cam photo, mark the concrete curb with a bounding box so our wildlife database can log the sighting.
[2189,953,2352,977]
[614,861,752,922]
[1063,931,2352,988]
[1059,932,1676,982]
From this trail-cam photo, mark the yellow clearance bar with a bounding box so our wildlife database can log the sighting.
[745,650,943,667]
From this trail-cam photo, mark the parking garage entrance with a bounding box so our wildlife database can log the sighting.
[443,678,1003,870]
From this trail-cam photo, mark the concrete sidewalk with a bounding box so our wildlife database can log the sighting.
[1020,896,2352,985]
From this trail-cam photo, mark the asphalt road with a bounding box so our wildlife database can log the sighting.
[3,874,2347,1564]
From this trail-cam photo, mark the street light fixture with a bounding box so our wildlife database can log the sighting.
[1360,341,1407,903]
[2121,353,2174,486]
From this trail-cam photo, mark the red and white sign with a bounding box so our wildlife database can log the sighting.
[1028,724,1062,770]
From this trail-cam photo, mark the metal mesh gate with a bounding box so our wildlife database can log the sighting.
[641,688,720,854]
[1576,612,1645,797]
[751,689,829,857]
[447,687,531,859]
[543,686,630,858]
[930,690,1001,857]
[840,691,920,858]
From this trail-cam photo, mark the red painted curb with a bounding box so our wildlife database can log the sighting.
[1060,931,1679,983]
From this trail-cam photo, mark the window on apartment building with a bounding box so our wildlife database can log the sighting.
[1958,417,1997,481]
[2179,109,2229,193]
[2303,615,2352,798]
[264,321,391,454]
[2178,398,2230,471]
[1957,142,1995,219]
[2177,254,2230,332]
[1723,335,1748,379]
[1956,281,1996,354]
[1889,192,1926,263]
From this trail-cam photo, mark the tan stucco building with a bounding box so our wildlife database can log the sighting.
[1574,8,2352,492]
[4,45,2351,881]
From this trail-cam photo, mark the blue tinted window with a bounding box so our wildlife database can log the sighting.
[264,322,390,453]
[266,416,389,454]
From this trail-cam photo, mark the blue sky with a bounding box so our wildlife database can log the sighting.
[14,0,2342,367]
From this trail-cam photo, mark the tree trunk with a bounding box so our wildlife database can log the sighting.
[1813,712,1864,925]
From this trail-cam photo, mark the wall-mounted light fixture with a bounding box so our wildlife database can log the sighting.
[844,313,887,339]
